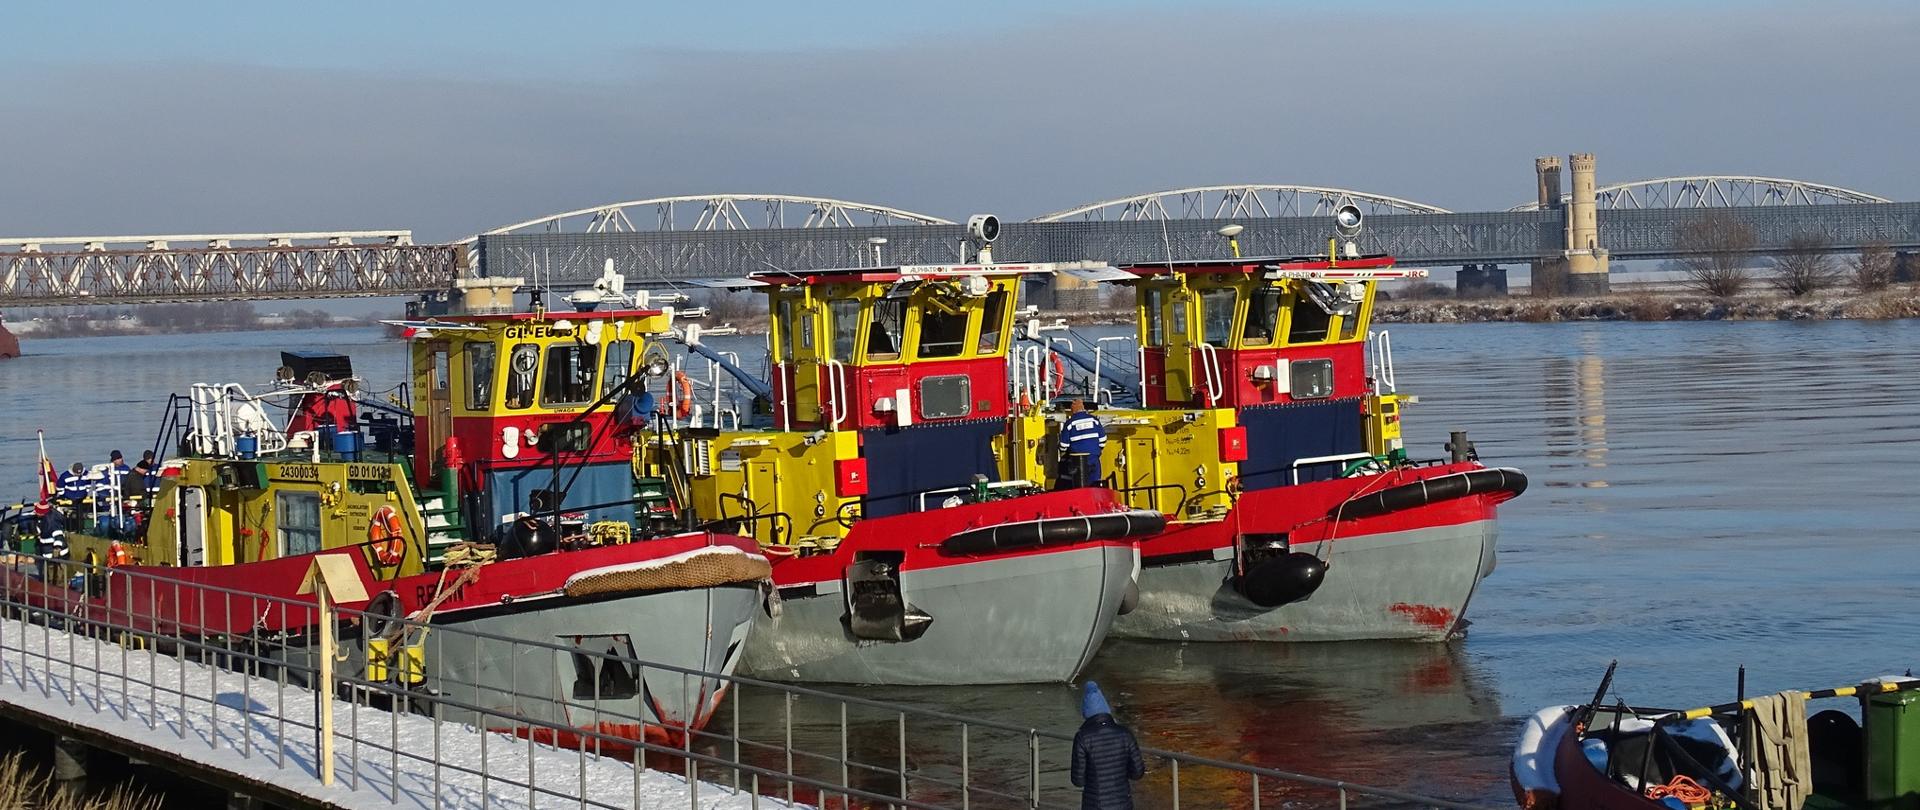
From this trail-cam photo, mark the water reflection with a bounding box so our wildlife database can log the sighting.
[713,639,1507,807]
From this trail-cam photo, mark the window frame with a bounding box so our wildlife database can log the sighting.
[539,342,600,407]
[504,343,540,409]
[976,289,1010,355]
[275,490,323,558]
[1197,286,1238,348]
[600,339,635,398]
[464,342,497,410]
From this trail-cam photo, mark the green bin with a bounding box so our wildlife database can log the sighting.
[1866,690,1920,808]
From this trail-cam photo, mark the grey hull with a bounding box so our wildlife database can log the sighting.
[414,584,759,739]
[1112,519,1496,642]
[272,584,758,740]
[742,545,1137,685]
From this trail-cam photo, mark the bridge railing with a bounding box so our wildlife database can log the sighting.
[0,553,1498,809]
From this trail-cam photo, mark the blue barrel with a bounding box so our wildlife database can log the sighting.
[333,429,362,462]
[235,435,259,460]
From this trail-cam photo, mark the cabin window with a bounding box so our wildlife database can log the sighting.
[976,290,1009,355]
[505,344,539,409]
[1170,294,1188,337]
[828,299,861,361]
[600,340,634,397]
[773,298,794,363]
[1290,359,1334,399]
[868,298,905,360]
[1143,289,1165,346]
[432,349,450,391]
[465,343,496,410]
[916,307,968,359]
[1243,288,1282,346]
[919,374,972,419]
[1339,289,1367,340]
[541,344,599,406]
[793,304,815,353]
[1287,293,1331,343]
[1198,288,1237,347]
[275,491,322,557]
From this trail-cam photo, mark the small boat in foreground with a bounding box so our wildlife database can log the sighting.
[1511,662,1920,810]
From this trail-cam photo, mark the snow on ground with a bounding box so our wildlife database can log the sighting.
[0,620,802,809]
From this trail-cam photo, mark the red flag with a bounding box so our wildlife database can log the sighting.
[37,455,55,508]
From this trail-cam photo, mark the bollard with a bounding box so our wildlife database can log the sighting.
[1446,430,1475,464]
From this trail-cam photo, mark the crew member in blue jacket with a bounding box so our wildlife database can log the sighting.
[1058,399,1107,489]
[1070,681,1144,810]
[57,463,88,504]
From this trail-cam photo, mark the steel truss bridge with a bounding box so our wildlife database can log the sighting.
[5,179,1917,305]
[0,232,459,307]
[474,183,1920,289]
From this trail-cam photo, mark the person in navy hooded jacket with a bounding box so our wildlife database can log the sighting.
[1070,681,1144,810]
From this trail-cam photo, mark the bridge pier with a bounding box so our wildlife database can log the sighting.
[1456,265,1508,298]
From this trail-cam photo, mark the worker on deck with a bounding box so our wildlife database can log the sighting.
[57,463,88,505]
[1057,399,1107,489]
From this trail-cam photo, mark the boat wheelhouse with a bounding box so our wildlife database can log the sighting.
[1007,217,1525,642]
[653,258,1160,685]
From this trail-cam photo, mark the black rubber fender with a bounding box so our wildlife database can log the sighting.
[1333,467,1528,521]
[940,509,1166,555]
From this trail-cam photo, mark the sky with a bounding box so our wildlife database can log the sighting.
[3,1,1918,244]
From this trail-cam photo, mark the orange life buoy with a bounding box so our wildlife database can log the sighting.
[368,506,406,566]
[673,371,694,420]
[1048,353,1067,393]
[106,540,133,568]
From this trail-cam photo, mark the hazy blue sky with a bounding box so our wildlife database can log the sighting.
[4,1,1915,241]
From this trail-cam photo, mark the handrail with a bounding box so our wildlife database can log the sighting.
[915,479,1036,513]
[821,358,849,429]
[1289,452,1378,485]
[1369,329,1397,393]
[1195,342,1225,405]
[770,362,789,431]
[0,554,1500,810]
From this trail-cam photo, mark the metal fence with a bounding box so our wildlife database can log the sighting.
[0,554,1499,809]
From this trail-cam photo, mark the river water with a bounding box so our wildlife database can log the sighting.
[3,321,1918,806]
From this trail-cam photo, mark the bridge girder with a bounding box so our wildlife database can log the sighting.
[467,194,954,244]
[1034,185,1452,222]
[1509,175,1890,212]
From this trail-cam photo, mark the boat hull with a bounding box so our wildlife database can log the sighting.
[742,542,1137,685]
[433,583,759,747]
[1118,519,1494,642]
[1114,462,1515,642]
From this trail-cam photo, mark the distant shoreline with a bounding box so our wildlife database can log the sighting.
[5,318,377,339]
[1373,292,1920,323]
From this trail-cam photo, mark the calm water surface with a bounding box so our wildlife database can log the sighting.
[2,321,1917,805]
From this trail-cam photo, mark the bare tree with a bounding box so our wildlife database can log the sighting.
[1849,241,1895,293]
[1674,213,1756,298]
[1769,232,1839,297]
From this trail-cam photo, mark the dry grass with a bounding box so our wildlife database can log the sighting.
[0,750,160,810]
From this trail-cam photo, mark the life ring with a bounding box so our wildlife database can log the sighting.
[673,371,694,420]
[368,506,406,566]
[1048,353,1067,393]
[106,540,133,568]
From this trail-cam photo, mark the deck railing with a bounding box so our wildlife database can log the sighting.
[0,554,1498,809]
